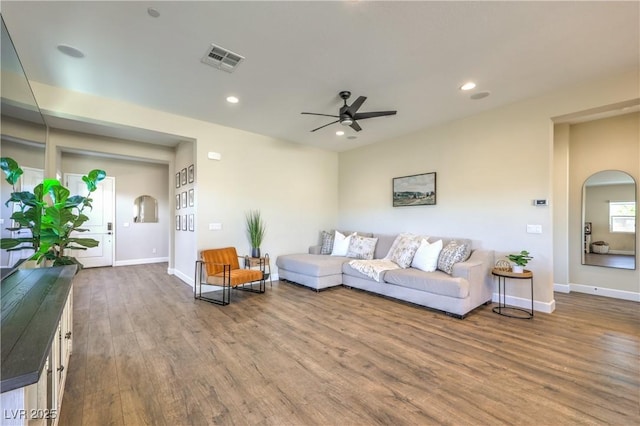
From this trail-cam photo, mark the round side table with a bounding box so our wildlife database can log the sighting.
[491,268,533,319]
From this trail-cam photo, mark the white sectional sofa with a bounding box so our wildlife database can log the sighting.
[276,232,494,318]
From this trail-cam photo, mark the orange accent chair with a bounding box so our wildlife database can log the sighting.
[194,247,265,305]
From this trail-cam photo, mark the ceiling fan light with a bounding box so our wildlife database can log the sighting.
[341,118,353,126]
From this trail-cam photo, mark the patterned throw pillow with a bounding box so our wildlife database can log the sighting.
[346,236,378,260]
[385,233,421,268]
[320,230,334,255]
[437,240,471,274]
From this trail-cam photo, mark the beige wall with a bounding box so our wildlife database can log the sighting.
[60,149,170,265]
[340,70,639,311]
[567,112,639,293]
[31,81,339,284]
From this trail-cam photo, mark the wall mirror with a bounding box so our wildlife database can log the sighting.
[133,195,158,223]
[1,17,47,270]
[582,170,636,270]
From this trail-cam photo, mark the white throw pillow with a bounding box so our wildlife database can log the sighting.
[331,231,354,256]
[411,239,443,272]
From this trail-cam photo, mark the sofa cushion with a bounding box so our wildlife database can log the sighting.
[346,235,378,260]
[384,268,470,299]
[437,240,471,274]
[411,239,443,272]
[385,233,421,268]
[276,254,347,277]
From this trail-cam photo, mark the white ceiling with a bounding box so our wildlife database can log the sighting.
[2,1,638,152]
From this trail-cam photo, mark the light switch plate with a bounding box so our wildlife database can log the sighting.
[527,224,542,234]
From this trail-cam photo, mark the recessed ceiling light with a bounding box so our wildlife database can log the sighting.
[147,7,160,18]
[347,136,357,140]
[226,96,239,104]
[470,91,490,100]
[460,82,476,91]
[57,44,84,58]
[336,131,345,136]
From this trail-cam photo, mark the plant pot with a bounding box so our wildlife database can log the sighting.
[251,247,261,259]
[512,265,524,273]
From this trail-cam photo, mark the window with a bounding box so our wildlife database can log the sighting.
[610,201,636,233]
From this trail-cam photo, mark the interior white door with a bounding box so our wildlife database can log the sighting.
[8,167,44,266]
[64,174,115,268]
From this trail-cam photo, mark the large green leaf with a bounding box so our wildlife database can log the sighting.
[83,170,106,192]
[67,237,100,248]
[0,157,23,186]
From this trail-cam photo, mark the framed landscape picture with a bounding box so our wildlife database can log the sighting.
[393,172,436,207]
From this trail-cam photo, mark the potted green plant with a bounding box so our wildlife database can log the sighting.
[245,209,266,258]
[1,157,106,268]
[506,250,533,273]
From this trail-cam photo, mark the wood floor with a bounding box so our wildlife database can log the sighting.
[58,263,640,425]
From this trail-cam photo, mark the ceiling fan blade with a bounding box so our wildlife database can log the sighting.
[310,120,339,132]
[345,96,367,116]
[350,121,362,132]
[353,110,397,120]
[301,112,340,118]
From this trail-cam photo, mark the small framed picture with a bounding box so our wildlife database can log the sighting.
[584,222,592,235]
[175,215,180,230]
[188,164,195,183]
[181,191,187,208]
[175,172,181,188]
[182,214,188,231]
[188,214,194,231]
[181,168,187,185]
[175,194,180,210]
[188,189,194,207]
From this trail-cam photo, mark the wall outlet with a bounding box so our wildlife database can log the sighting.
[526,224,542,234]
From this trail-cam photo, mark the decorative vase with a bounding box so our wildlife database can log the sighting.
[512,265,524,273]
[251,247,261,259]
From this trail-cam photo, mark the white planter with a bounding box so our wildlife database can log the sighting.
[512,265,524,273]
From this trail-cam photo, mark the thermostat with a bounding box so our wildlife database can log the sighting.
[532,199,549,206]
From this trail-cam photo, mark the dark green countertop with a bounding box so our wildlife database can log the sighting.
[1,265,76,393]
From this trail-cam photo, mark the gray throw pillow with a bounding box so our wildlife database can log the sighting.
[320,230,334,255]
[437,240,471,274]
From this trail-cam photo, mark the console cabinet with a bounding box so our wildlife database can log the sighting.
[1,266,75,426]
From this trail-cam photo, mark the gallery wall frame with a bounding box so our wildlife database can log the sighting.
[175,172,181,188]
[176,194,180,210]
[181,191,187,208]
[180,168,187,185]
[392,172,437,207]
[188,189,194,207]
[182,214,188,231]
[176,215,181,230]
[188,164,195,183]
[188,214,194,232]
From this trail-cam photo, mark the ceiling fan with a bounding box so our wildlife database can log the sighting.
[302,91,397,132]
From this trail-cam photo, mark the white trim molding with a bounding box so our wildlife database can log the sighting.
[555,283,640,302]
[492,293,555,314]
[114,257,169,267]
[170,267,194,287]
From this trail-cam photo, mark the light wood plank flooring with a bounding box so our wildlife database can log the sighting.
[59,263,640,425]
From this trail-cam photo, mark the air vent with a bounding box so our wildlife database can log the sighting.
[201,44,244,73]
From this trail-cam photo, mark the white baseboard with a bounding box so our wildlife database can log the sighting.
[609,250,634,255]
[492,293,555,314]
[560,283,640,302]
[170,268,194,287]
[114,257,168,267]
